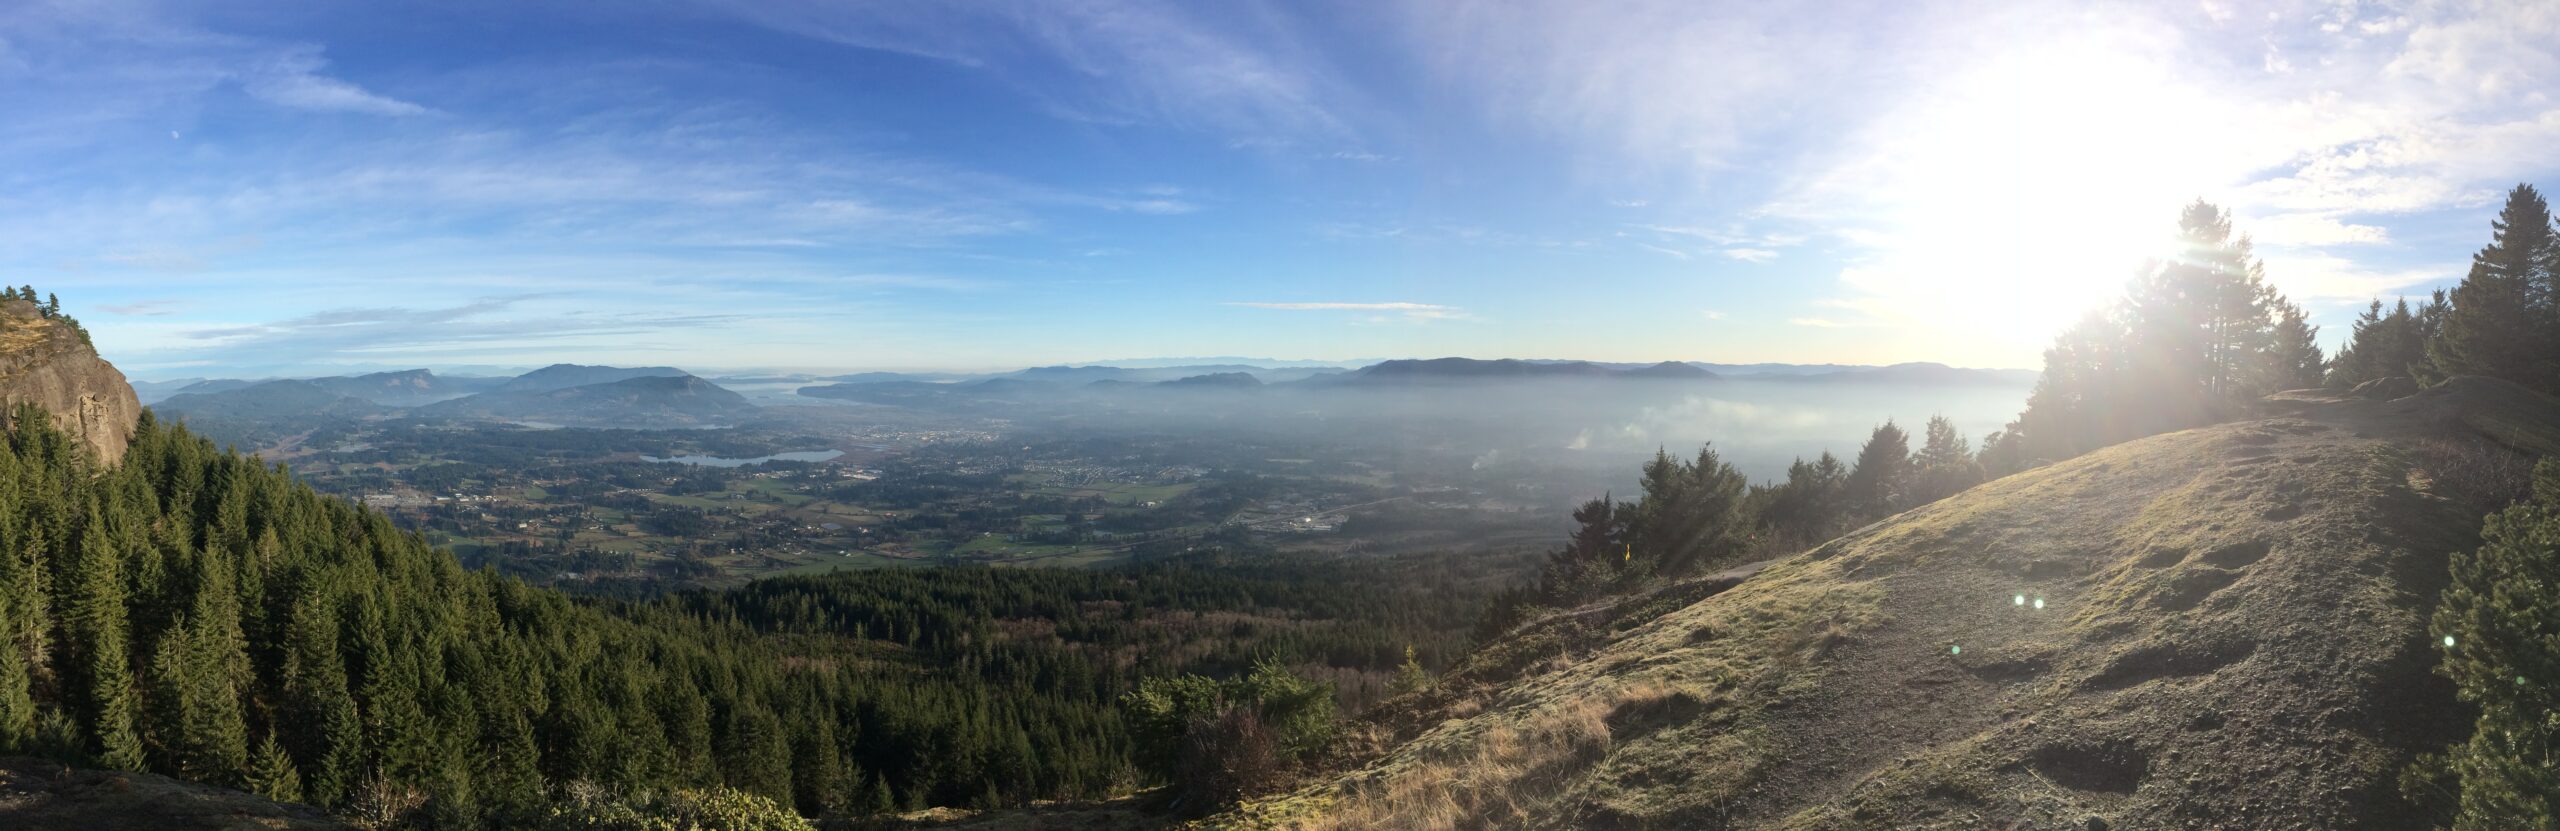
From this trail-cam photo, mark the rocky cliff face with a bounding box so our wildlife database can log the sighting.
[0,299,141,465]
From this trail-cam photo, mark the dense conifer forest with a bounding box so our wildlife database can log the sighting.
[0,404,1507,826]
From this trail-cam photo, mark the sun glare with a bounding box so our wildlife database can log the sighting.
[1836,32,2254,363]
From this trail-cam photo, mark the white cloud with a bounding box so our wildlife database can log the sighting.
[1721,247,1778,263]
[1389,0,1866,179]
[702,0,1348,141]
[2246,213,2390,246]
[1788,317,1848,328]
[2258,251,2453,302]
[242,46,428,116]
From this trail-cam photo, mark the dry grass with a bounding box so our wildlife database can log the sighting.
[1196,558,1884,831]
[2409,434,2536,509]
[1280,681,1672,831]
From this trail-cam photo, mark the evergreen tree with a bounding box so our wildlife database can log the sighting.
[2432,184,2557,392]
[1910,416,1982,505]
[789,713,848,815]
[2266,297,2324,390]
[2429,460,2560,828]
[1625,445,1752,575]
[864,773,897,816]
[716,703,793,805]
[0,600,31,751]
[1845,421,1914,519]
[280,584,364,807]
[1387,645,1431,696]
[248,732,305,805]
[67,501,144,770]
[1761,452,1849,546]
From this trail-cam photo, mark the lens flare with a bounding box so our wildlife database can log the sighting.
[2033,597,2046,610]
[1950,644,1962,656]
[2013,594,2026,606]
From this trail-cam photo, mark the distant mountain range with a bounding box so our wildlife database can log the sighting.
[156,380,386,421]
[1323,358,1671,385]
[306,368,506,405]
[152,364,758,429]
[138,370,507,406]
[142,357,2035,425]
[796,357,2033,403]
[417,374,753,426]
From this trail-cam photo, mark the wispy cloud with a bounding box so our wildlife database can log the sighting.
[242,46,429,116]
[700,0,1351,141]
[1721,247,1778,263]
[1228,301,1467,320]
[101,300,180,316]
[1788,317,1849,328]
[171,295,749,365]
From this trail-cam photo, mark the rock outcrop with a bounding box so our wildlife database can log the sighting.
[0,299,141,465]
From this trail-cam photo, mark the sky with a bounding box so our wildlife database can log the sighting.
[5,0,2558,379]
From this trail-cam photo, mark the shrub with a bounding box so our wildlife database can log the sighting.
[539,782,815,831]
[1123,660,1337,813]
[2429,459,2560,829]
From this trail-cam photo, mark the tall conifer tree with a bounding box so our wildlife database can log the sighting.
[2432,184,2556,392]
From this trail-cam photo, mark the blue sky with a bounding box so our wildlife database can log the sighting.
[7,0,2557,379]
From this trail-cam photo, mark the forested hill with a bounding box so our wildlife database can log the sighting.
[0,408,916,823]
[0,356,1153,826]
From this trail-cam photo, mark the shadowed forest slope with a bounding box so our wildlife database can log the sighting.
[1220,377,2560,831]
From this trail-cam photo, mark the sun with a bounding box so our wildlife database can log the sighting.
[1826,32,2267,366]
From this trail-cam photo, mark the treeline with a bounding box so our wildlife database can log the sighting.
[1991,186,2560,471]
[1478,412,1988,631]
[2,285,87,346]
[1978,201,2325,470]
[2323,184,2560,396]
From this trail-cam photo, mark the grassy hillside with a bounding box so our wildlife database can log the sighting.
[1212,377,2560,830]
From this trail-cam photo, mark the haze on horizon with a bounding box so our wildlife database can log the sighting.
[8,0,2559,377]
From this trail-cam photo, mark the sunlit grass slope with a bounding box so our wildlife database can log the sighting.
[1214,377,2560,830]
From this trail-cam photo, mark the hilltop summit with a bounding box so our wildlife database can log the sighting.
[1223,377,2560,830]
[0,298,140,464]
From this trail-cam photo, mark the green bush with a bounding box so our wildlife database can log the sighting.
[1123,660,1336,812]
[539,783,815,831]
[2429,459,2560,829]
